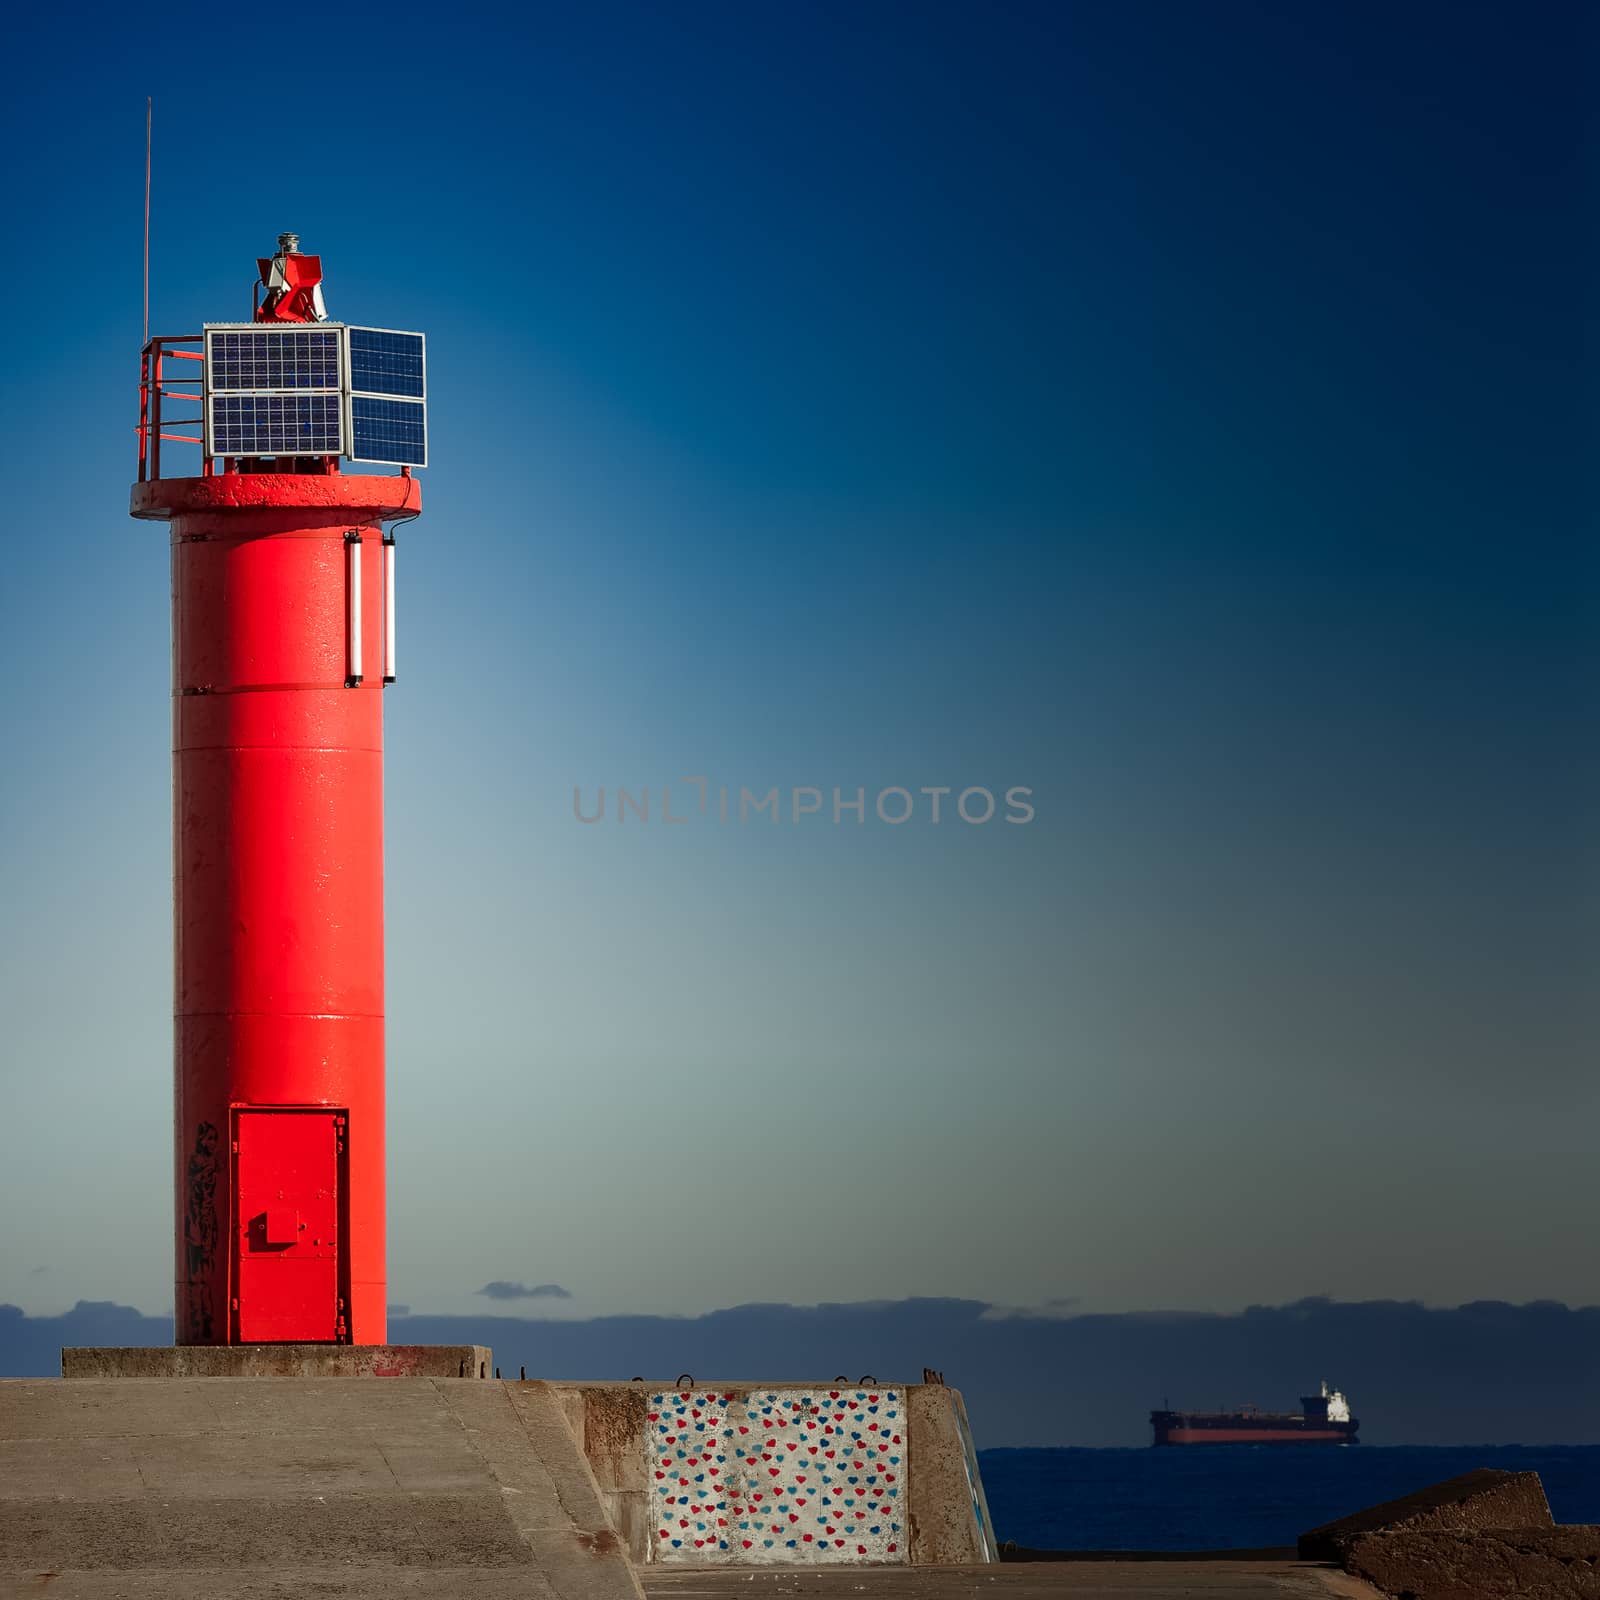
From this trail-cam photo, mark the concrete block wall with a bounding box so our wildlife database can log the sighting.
[548,1380,996,1567]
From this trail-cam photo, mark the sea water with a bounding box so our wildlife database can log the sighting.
[978,1445,1600,1552]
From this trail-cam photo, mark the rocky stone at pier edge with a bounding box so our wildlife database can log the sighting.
[1301,1468,1600,1600]
[1298,1467,1553,1561]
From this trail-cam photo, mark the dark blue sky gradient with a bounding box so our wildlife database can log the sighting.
[0,1,1591,1320]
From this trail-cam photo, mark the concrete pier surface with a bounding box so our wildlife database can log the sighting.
[642,1564,1378,1598]
[0,1376,641,1600]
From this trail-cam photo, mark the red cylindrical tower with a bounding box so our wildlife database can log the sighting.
[131,237,425,1345]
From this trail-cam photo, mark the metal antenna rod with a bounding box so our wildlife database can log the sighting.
[143,98,151,346]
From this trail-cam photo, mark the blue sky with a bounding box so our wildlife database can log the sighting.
[0,0,1591,1321]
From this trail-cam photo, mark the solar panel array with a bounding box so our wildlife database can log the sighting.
[203,323,427,466]
[347,327,427,466]
[205,325,345,458]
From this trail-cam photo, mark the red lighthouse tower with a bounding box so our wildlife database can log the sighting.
[132,236,426,1346]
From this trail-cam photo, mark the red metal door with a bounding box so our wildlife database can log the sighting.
[233,1109,345,1342]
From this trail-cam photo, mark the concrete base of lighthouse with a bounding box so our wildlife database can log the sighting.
[60,1343,493,1380]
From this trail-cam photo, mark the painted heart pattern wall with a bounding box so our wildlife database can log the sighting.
[649,1386,907,1563]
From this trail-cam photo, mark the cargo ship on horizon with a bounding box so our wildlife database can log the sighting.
[1150,1381,1359,1445]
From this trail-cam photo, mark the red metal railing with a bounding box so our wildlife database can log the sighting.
[137,334,208,482]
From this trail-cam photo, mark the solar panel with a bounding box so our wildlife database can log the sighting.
[348,328,425,398]
[206,326,343,391]
[349,395,427,467]
[210,394,344,456]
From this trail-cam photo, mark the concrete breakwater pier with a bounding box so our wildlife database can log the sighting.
[5,1352,1595,1599]
[1,1352,995,1598]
